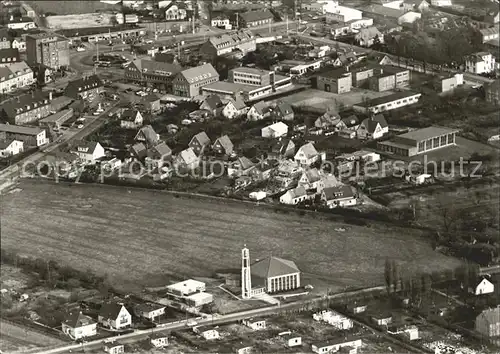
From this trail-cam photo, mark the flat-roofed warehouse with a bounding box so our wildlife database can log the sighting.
[377,126,459,157]
[39,108,74,129]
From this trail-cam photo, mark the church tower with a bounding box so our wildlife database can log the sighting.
[241,245,252,299]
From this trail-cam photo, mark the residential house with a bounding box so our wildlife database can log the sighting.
[228,156,255,177]
[316,68,352,94]
[120,109,144,129]
[98,302,132,330]
[0,90,52,125]
[139,94,161,113]
[404,326,419,340]
[150,333,169,348]
[261,122,288,138]
[104,342,124,354]
[465,52,496,74]
[211,16,232,30]
[135,125,160,147]
[146,141,172,168]
[0,124,47,147]
[0,47,19,67]
[71,141,106,163]
[268,139,295,160]
[129,142,148,160]
[251,160,275,181]
[270,101,294,121]
[125,59,181,90]
[200,94,224,116]
[470,278,495,295]
[355,27,384,47]
[311,337,362,354]
[280,186,312,205]
[172,63,219,98]
[322,185,357,208]
[243,319,266,330]
[239,10,274,28]
[314,310,354,330]
[357,114,389,139]
[212,135,234,155]
[0,28,10,49]
[298,168,325,192]
[11,37,26,52]
[371,313,393,326]
[332,51,358,67]
[402,0,430,12]
[347,304,367,314]
[61,311,97,340]
[283,333,302,347]
[64,75,103,100]
[175,147,199,171]
[478,27,499,44]
[294,142,320,166]
[308,45,331,59]
[475,306,500,337]
[0,61,34,94]
[341,115,360,131]
[222,96,248,119]
[164,1,188,20]
[437,73,464,93]
[194,327,219,340]
[135,303,166,321]
[199,30,256,58]
[0,139,23,157]
[315,111,344,131]
[247,101,271,120]
[189,131,211,155]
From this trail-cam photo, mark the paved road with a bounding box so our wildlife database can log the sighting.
[35,285,387,354]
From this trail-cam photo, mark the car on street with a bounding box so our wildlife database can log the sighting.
[77,124,84,129]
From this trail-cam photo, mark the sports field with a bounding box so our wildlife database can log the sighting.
[1,180,461,293]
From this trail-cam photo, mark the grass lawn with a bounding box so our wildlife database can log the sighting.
[1,179,461,294]
[25,1,119,15]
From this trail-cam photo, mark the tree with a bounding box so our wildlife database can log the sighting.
[392,261,400,292]
[384,258,393,294]
[422,273,432,297]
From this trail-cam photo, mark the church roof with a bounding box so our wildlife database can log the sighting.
[251,256,300,279]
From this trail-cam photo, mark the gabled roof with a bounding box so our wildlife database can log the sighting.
[63,311,95,328]
[356,26,383,41]
[191,131,211,146]
[74,141,100,154]
[121,109,141,121]
[225,96,247,110]
[65,75,102,95]
[323,185,355,201]
[214,135,233,152]
[251,256,300,279]
[240,10,274,23]
[201,94,223,111]
[207,30,254,50]
[178,63,218,84]
[99,302,127,320]
[131,59,181,75]
[270,138,294,155]
[316,111,341,126]
[150,141,172,157]
[236,156,254,170]
[342,114,359,128]
[303,168,321,183]
[0,48,19,61]
[251,101,270,115]
[1,90,50,119]
[0,138,17,149]
[135,125,159,146]
[274,101,294,117]
[0,123,43,135]
[5,61,32,76]
[178,147,198,165]
[297,142,318,159]
[476,306,500,324]
[130,142,147,159]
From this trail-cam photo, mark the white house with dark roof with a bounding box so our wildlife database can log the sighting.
[357,114,388,139]
[71,141,105,163]
[135,125,160,147]
[222,96,248,119]
[0,139,23,157]
[247,101,271,120]
[243,318,267,330]
[98,302,132,330]
[62,311,97,340]
[321,185,357,208]
[150,332,169,348]
[164,1,188,20]
[64,75,102,100]
[189,131,211,155]
[465,52,496,74]
[294,142,320,166]
[470,278,495,295]
[135,303,166,321]
[120,109,144,129]
[172,63,219,98]
[298,168,325,192]
[280,185,314,205]
[212,135,234,155]
[228,156,255,177]
[0,123,47,146]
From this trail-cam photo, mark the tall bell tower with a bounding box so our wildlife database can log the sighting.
[241,245,252,299]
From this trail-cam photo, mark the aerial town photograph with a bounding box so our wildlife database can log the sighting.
[0,0,499,353]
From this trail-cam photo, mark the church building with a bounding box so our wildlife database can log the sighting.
[241,246,301,299]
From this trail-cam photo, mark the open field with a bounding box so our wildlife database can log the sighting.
[46,13,114,29]
[1,180,461,294]
[277,88,393,112]
[0,320,64,353]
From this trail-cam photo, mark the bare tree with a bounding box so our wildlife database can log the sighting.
[384,258,393,294]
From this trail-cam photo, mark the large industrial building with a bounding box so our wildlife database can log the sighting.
[241,246,301,299]
[377,126,458,157]
[199,31,256,58]
[26,33,70,70]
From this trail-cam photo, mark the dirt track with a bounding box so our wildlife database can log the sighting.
[1,179,461,293]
